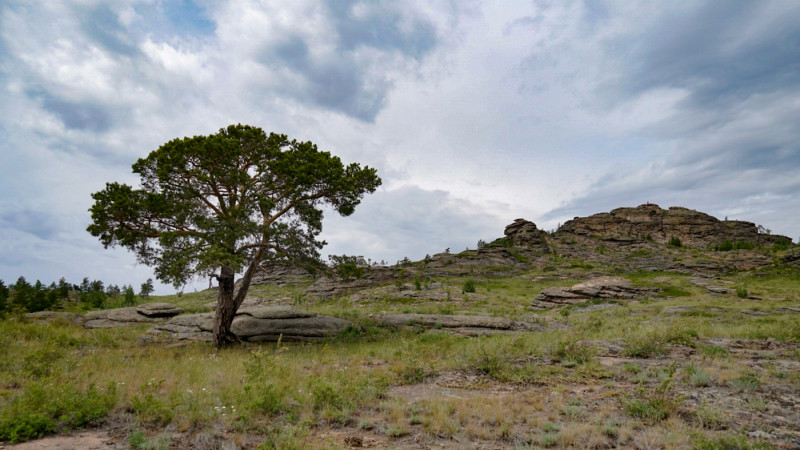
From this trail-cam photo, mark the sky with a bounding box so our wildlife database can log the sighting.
[1,1,799,294]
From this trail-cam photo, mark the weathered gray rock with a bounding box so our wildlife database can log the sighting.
[783,248,800,267]
[242,263,313,287]
[532,276,659,308]
[504,219,552,252]
[558,203,790,248]
[149,306,356,342]
[377,313,543,334]
[688,277,736,295]
[136,302,184,317]
[305,266,395,297]
[84,303,183,328]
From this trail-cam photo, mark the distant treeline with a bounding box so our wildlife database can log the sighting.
[0,276,155,317]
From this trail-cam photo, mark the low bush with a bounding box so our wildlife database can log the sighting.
[462,278,476,293]
[0,382,117,443]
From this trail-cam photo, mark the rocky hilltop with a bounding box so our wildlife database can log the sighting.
[243,203,794,298]
[558,203,789,248]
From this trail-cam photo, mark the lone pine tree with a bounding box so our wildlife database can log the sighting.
[88,124,380,347]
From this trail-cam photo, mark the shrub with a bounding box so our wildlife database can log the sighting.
[329,255,365,280]
[624,339,666,358]
[245,383,284,415]
[462,278,476,293]
[0,382,116,443]
[668,236,682,248]
[736,286,749,298]
[621,363,683,424]
[729,375,760,393]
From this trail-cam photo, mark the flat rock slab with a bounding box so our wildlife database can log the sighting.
[688,276,737,295]
[377,313,543,333]
[84,303,184,328]
[532,276,660,308]
[149,305,356,342]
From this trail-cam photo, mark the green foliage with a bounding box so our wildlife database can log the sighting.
[700,345,730,358]
[729,375,761,393]
[88,124,381,287]
[123,286,136,306]
[658,286,691,297]
[0,280,8,316]
[87,125,380,346]
[139,278,154,298]
[736,285,749,298]
[549,337,593,366]
[668,236,682,248]
[130,379,173,425]
[770,237,791,251]
[0,382,117,443]
[691,431,775,449]
[462,278,476,293]
[713,240,755,251]
[244,383,285,415]
[328,255,365,280]
[622,363,683,424]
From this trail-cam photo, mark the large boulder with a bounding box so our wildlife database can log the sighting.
[149,305,356,342]
[532,276,659,309]
[504,219,551,252]
[558,204,790,248]
[84,303,184,328]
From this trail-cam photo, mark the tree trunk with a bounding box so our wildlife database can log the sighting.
[213,266,240,347]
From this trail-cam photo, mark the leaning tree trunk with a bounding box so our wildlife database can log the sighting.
[213,266,240,347]
[212,250,265,348]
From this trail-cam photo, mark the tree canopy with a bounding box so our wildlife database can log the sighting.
[88,124,381,346]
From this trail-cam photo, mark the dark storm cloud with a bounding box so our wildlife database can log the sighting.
[620,2,800,110]
[79,4,139,57]
[325,1,437,58]
[27,89,114,132]
[0,210,60,240]
[259,1,437,121]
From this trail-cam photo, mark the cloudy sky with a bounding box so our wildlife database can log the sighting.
[2,1,799,293]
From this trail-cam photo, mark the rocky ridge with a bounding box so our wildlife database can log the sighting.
[558,203,790,248]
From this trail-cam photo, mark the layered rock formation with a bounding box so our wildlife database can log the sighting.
[558,204,789,248]
[504,219,552,252]
[377,313,543,336]
[149,305,355,342]
[83,303,184,328]
[531,276,660,309]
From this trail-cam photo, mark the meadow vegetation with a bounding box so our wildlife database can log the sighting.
[1,241,799,448]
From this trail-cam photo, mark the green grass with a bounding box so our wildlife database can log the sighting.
[2,245,799,447]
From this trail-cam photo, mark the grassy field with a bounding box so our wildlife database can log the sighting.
[1,249,799,448]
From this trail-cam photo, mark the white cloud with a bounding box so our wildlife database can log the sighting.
[1,1,799,292]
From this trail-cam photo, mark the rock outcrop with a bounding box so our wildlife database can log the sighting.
[531,276,659,309]
[83,303,184,328]
[377,313,543,336]
[784,248,800,267]
[558,204,789,248]
[239,263,313,287]
[504,219,551,252]
[149,305,356,342]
